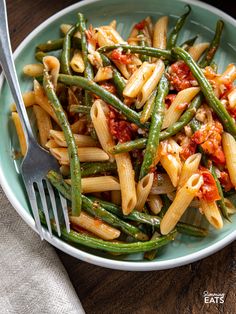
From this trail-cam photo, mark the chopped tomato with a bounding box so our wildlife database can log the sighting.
[169,61,197,91]
[110,49,132,65]
[220,81,233,99]
[198,168,221,202]
[192,121,225,166]
[108,107,138,143]
[165,94,176,108]
[219,171,234,192]
[99,82,117,95]
[227,105,236,119]
[134,19,147,30]
[180,140,197,160]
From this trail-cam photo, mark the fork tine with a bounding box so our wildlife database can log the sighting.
[46,179,61,237]
[25,184,44,240]
[37,181,52,236]
[59,193,70,233]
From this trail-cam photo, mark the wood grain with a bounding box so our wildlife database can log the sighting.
[6,0,236,313]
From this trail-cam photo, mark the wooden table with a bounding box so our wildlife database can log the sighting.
[6,1,236,313]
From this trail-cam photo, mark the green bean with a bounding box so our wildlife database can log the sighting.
[138,30,150,62]
[176,222,208,237]
[41,212,176,253]
[180,35,198,50]
[58,74,147,128]
[36,37,81,52]
[199,20,224,68]
[159,195,171,218]
[47,171,148,241]
[144,232,160,260]
[78,13,94,108]
[43,74,81,216]
[109,138,147,154]
[167,5,191,50]
[110,94,203,154]
[140,75,168,179]
[210,165,230,221]
[90,198,160,227]
[99,53,126,98]
[35,51,48,62]
[97,44,172,60]
[69,105,91,114]
[172,47,236,137]
[61,23,80,75]
[140,90,157,123]
[81,162,117,177]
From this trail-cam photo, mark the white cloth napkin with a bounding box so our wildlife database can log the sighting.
[0,187,85,314]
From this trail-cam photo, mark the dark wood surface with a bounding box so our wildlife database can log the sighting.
[6,1,236,313]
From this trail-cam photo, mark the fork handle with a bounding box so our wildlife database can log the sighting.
[0,0,35,145]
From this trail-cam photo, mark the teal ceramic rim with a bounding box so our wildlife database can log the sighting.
[0,0,235,271]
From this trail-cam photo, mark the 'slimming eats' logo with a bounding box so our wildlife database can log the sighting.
[203,291,225,304]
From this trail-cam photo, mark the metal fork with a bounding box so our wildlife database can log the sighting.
[0,0,70,239]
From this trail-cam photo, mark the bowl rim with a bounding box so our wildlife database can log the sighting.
[0,0,235,271]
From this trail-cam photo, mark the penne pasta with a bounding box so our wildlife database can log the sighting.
[70,118,87,134]
[224,198,236,216]
[49,129,98,148]
[66,176,120,193]
[12,112,27,156]
[94,66,113,82]
[200,200,223,229]
[123,62,155,98]
[33,105,52,147]
[45,139,58,149]
[70,50,85,73]
[90,99,114,161]
[23,64,44,77]
[136,59,165,108]
[60,23,72,34]
[33,80,59,124]
[222,132,236,188]
[228,87,236,108]
[160,174,203,235]
[115,153,137,215]
[11,91,36,111]
[70,212,120,240]
[178,153,201,188]
[43,56,60,89]
[136,173,154,211]
[188,42,210,61]
[50,147,109,164]
[153,16,168,49]
[162,87,200,129]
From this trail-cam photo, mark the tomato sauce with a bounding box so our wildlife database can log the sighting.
[110,49,132,65]
[168,61,197,91]
[198,168,221,202]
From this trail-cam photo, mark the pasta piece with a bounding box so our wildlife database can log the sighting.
[70,50,85,73]
[123,62,155,98]
[33,80,59,124]
[50,147,109,164]
[178,153,201,188]
[136,59,165,108]
[115,153,137,215]
[162,87,200,129]
[49,130,98,147]
[33,105,52,147]
[66,176,120,193]
[90,99,115,161]
[70,118,87,134]
[12,112,27,156]
[109,20,117,29]
[11,91,36,111]
[153,16,168,49]
[160,154,182,187]
[217,63,236,84]
[188,43,210,61]
[45,139,58,149]
[60,23,72,34]
[136,173,154,211]
[127,27,139,45]
[99,26,126,44]
[228,87,236,108]
[200,200,223,229]
[94,66,113,82]
[150,173,175,195]
[43,56,60,88]
[23,64,44,77]
[160,174,203,235]
[112,60,131,79]
[148,195,163,215]
[70,212,120,240]
[222,132,236,188]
